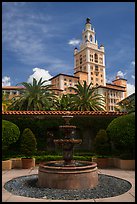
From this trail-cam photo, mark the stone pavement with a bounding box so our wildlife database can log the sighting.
[2,167,135,202]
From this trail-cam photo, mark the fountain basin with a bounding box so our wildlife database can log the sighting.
[38,160,98,189]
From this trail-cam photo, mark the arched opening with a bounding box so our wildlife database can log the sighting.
[94,53,98,63]
[90,35,92,42]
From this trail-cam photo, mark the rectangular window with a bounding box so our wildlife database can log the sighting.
[95,65,99,71]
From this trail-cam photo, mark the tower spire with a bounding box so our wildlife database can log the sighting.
[86,18,91,24]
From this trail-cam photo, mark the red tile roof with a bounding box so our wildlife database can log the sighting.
[2,110,127,116]
[98,84,126,91]
[2,86,25,90]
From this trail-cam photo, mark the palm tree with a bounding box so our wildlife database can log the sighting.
[69,81,106,111]
[115,95,135,113]
[8,78,54,111]
[53,94,73,110]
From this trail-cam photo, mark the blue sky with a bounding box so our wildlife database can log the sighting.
[2,2,135,95]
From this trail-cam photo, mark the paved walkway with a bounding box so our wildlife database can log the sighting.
[2,167,135,202]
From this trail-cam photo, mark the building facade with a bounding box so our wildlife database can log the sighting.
[50,18,127,111]
[2,18,127,111]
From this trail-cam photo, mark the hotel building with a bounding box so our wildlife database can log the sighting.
[2,18,127,111]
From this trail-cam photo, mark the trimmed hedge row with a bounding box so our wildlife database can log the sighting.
[3,116,115,152]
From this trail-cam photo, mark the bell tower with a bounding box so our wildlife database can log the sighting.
[74,18,106,87]
[81,18,96,45]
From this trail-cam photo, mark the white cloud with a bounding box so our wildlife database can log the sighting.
[2,76,11,86]
[131,61,135,66]
[27,68,53,85]
[116,71,126,78]
[127,83,135,96]
[68,39,81,46]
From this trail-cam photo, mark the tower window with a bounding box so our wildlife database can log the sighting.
[95,65,99,71]
[80,58,82,64]
[90,35,92,42]
[95,53,98,63]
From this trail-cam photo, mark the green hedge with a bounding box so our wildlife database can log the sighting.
[2,120,20,154]
[106,113,135,159]
[34,155,92,163]
[2,115,116,153]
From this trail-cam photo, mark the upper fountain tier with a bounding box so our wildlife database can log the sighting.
[62,115,74,125]
[59,125,76,129]
[59,115,76,132]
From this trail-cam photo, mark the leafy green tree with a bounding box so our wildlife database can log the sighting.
[8,78,54,110]
[20,128,37,158]
[69,81,106,111]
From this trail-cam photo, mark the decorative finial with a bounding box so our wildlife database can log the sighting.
[86,18,91,24]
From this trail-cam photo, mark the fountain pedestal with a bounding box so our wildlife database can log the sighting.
[38,115,98,189]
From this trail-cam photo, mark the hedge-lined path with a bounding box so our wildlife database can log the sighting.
[2,166,135,202]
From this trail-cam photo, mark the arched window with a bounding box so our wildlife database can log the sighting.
[84,35,87,42]
[94,53,98,63]
[90,35,92,42]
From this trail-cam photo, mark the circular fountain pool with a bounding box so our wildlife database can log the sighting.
[4,173,132,200]
[38,160,98,189]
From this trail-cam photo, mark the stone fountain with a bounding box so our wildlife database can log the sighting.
[38,115,98,189]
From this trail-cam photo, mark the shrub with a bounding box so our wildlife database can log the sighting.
[34,155,92,164]
[2,120,20,155]
[93,129,111,156]
[106,113,135,159]
[20,128,37,158]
